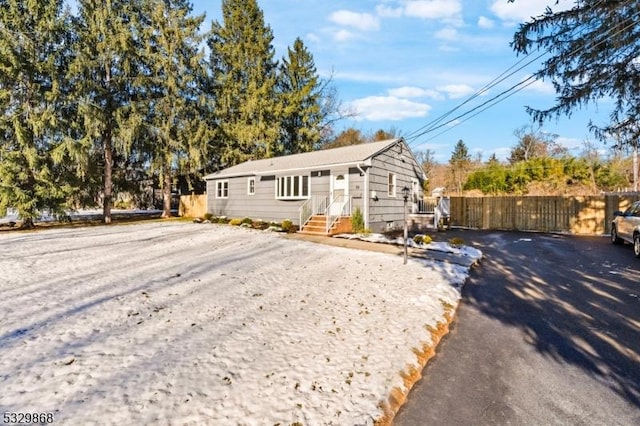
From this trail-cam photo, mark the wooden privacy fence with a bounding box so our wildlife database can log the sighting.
[449,194,640,235]
[179,194,207,218]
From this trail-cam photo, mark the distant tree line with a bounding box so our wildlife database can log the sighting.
[421,125,633,196]
[0,0,348,227]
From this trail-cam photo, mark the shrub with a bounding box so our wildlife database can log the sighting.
[217,216,230,224]
[241,217,253,225]
[351,207,364,233]
[281,219,294,232]
[204,213,214,221]
[229,218,242,226]
[252,220,270,230]
[413,234,433,245]
[113,199,132,210]
[448,237,464,248]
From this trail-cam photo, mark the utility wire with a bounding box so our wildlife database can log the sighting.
[407,4,639,148]
[403,0,610,143]
[418,78,539,144]
[403,49,549,141]
[404,0,634,150]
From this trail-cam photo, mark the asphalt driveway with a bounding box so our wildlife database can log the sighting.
[394,230,640,425]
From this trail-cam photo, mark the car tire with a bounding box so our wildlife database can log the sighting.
[611,226,623,245]
[634,234,640,258]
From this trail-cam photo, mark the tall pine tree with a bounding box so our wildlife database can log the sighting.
[0,0,72,228]
[207,0,280,166]
[449,139,471,194]
[510,0,640,145]
[140,0,211,217]
[277,37,323,155]
[69,0,147,223]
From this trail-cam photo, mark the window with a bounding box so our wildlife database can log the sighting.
[216,180,229,198]
[247,177,255,195]
[276,175,309,199]
[388,172,396,197]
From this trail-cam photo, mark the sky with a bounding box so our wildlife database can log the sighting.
[191,0,614,162]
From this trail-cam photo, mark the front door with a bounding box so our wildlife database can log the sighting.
[330,173,349,215]
[331,173,348,199]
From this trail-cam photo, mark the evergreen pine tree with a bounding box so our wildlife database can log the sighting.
[139,0,211,217]
[510,0,640,146]
[68,0,147,223]
[207,0,280,166]
[0,0,72,228]
[449,139,471,194]
[277,38,323,155]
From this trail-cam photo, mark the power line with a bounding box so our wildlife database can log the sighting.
[403,49,550,141]
[405,0,637,152]
[417,78,539,144]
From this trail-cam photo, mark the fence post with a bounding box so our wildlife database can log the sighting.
[482,197,490,229]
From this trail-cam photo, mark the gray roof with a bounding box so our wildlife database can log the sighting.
[204,138,405,179]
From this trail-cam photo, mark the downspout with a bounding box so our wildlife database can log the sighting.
[357,163,369,229]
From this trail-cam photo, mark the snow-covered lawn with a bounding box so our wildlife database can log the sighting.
[0,222,479,425]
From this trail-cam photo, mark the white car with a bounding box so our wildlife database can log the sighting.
[611,200,640,258]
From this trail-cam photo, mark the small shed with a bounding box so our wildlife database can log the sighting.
[204,138,427,234]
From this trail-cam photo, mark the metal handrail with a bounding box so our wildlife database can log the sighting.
[416,197,438,213]
[299,195,328,228]
[326,195,351,233]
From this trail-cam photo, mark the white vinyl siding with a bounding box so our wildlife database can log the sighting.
[276,175,309,199]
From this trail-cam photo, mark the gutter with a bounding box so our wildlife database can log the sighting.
[204,159,374,180]
[357,163,369,230]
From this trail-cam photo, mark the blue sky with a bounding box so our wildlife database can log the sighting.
[56,0,616,163]
[189,0,617,162]
[64,0,613,161]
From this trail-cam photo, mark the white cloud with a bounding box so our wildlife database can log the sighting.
[437,84,476,99]
[478,16,495,29]
[435,27,458,41]
[492,146,513,161]
[490,0,574,23]
[329,10,380,31]
[388,86,444,100]
[522,75,556,95]
[333,29,355,42]
[404,0,462,20]
[350,96,431,121]
[376,4,403,18]
[438,44,460,53]
[305,33,321,44]
[556,136,582,150]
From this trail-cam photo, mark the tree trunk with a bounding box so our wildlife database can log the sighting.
[103,128,113,224]
[20,218,35,230]
[162,164,173,218]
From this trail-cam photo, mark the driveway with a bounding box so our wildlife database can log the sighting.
[394,230,640,425]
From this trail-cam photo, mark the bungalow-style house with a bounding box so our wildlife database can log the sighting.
[204,138,427,234]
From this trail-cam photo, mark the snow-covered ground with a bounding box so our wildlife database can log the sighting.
[0,222,481,425]
[0,209,163,225]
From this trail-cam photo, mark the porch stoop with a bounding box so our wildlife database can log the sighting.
[299,215,352,236]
